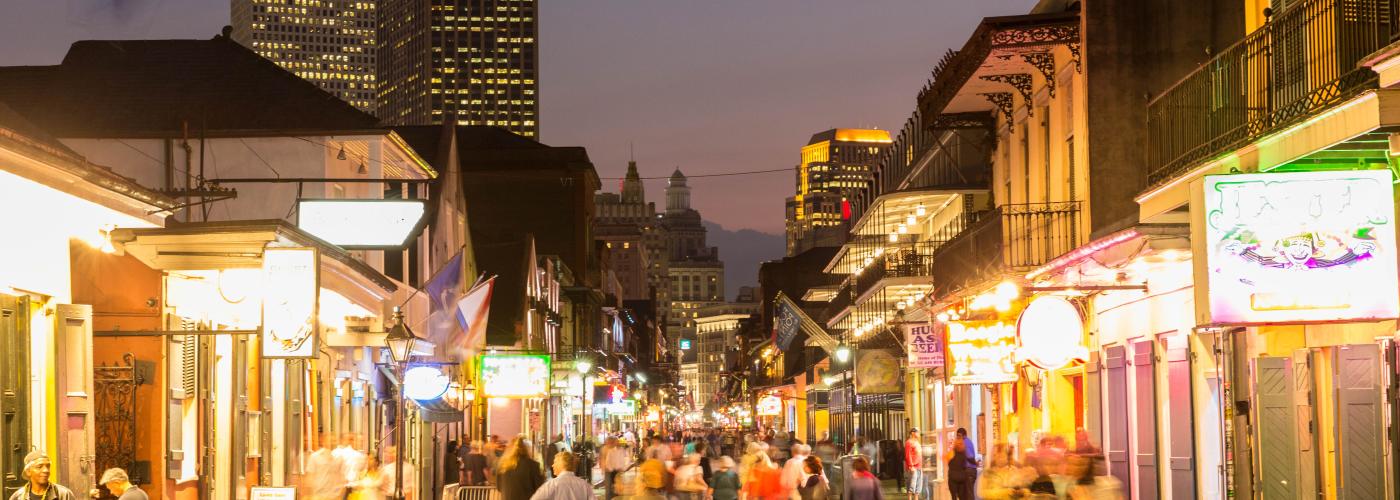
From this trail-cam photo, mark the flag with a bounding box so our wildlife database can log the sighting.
[426,250,466,351]
[774,292,831,352]
[455,275,495,356]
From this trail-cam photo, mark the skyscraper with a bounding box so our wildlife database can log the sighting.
[785,128,892,256]
[378,0,539,138]
[230,0,378,112]
[595,161,672,328]
[663,169,725,348]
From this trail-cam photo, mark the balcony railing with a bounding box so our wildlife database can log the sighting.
[853,241,941,297]
[1147,0,1393,186]
[932,202,1082,296]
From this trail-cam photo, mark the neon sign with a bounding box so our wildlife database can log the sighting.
[1200,170,1398,325]
[756,395,782,416]
[479,354,551,399]
[945,321,1017,385]
[1017,296,1088,370]
[403,366,451,401]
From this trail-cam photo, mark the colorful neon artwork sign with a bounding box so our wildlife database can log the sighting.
[1200,170,1398,325]
[945,320,1017,385]
[479,354,551,399]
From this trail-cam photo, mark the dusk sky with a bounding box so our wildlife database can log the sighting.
[0,0,1038,234]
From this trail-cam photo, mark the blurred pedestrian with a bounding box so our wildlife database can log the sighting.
[351,455,384,500]
[336,434,368,492]
[673,454,707,500]
[98,468,146,500]
[529,451,595,500]
[461,441,491,486]
[496,436,545,500]
[780,443,810,495]
[306,435,347,500]
[710,457,740,500]
[379,446,417,500]
[945,438,974,500]
[797,456,829,500]
[443,441,461,487]
[845,456,883,500]
[600,437,631,500]
[978,443,1031,500]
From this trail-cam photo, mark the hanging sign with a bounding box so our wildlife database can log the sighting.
[945,320,1017,385]
[756,395,782,416]
[1017,296,1089,370]
[403,366,452,401]
[261,247,319,358]
[479,354,551,399]
[297,199,429,249]
[605,399,637,416]
[905,322,944,369]
[1199,170,1399,325]
[854,349,902,394]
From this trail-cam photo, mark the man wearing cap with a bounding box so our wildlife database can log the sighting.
[99,468,147,500]
[9,451,76,500]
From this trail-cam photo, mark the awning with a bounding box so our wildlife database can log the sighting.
[413,397,464,423]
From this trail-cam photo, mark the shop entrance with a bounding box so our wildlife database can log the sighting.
[0,295,29,500]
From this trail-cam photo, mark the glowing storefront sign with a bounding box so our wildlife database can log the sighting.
[1200,170,1399,325]
[605,399,637,416]
[262,247,319,358]
[297,199,428,249]
[479,354,551,399]
[1017,296,1089,370]
[403,366,451,401]
[945,320,1017,385]
[756,395,782,416]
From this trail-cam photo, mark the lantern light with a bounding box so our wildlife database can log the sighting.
[575,357,593,375]
[834,342,852,364]
[384,307,418,364]
[916,203,927,217]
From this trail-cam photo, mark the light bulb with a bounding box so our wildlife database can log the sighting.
[889,233,899,243]
[916,204,927,217]
[898,223,908,234]
[906,214,917,226]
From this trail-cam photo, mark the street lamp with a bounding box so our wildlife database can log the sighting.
[575,357,592,443]
[834,341,851,364]
[383,307,419,500]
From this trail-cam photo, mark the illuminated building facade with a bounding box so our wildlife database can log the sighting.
[231,0,378,112]
[378,0,539,138]
[784,128,892,256]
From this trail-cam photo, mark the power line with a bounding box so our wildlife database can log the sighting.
[601,167,791,180]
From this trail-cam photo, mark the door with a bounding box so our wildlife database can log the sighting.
[0,295,29,500]
[1131,340,1159,500]
[1164,338,1194,498]
[55,304,95,496]
[1334,344,1383,500]
[1254,356,1298,498]
[1292,349,1318,498]
[1105,345,1131,492]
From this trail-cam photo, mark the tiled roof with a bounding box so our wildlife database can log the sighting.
[0,36,380,137]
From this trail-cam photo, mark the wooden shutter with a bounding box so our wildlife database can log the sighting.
[1292,350,1318,498]
[0,295,30,500]
[1165,341,1194,498]
[1254,356,1298,498]
[55,304,94,496]
[1131,339,1159,500]
[1335,344,1383,500]
[1104,345,1131,492]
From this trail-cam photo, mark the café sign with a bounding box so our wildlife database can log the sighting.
[1017,296,1088,370]
[262,247,318,358]
[1199,170,1398,325]
[905,322,944,369]
[945,320,1017,385]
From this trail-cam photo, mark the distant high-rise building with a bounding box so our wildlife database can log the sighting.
[662,168,725,347]
[595,161,672,328]
[230,0,378,113]
[785,128,892,256]
[378,0,539,138]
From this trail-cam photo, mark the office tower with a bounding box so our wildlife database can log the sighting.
[231,0,378,112]
[785,128,892,256]
[378,0,539,138]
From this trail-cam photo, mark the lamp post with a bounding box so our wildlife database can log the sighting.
[384,308,418,500]
[575,357,593,443]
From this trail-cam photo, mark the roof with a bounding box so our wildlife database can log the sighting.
[807,128,893,145]
[670,168,686,180]
[0,101,176,211]
[0,36,381,137]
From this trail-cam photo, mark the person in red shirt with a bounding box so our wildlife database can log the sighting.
[904,429,924,500]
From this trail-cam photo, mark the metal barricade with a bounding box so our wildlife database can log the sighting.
[456,485,500,500]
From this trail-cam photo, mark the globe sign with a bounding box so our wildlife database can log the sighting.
[403,366,452,401]
[1016,296,1089,370]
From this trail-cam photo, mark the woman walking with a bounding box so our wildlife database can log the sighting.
[495,436,545,500]
[846,456,883,500]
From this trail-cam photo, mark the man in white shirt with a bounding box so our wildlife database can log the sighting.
[530,452,595,500]
[304,436,347,500]
[333,433,367,486]
[599,438,631,500]
[780,443,811,494]
[379,446,417,500]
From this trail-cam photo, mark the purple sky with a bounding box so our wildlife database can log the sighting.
[0,0,1037,234]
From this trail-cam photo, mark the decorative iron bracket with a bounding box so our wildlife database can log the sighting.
[1068,43,1083,73]
[980,74,1033,115]
[1021,52,1057,97]
[981,92,1015,132]
[929,112,996,131]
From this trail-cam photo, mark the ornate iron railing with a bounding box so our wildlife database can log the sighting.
[1146,0,1393,187]
[932,202,1082,296]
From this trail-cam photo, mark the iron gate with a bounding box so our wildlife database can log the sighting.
[95,353,143,499]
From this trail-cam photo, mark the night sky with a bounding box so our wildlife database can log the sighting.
[0,0,1038,235]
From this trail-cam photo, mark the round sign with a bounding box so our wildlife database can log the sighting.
[1016,296,1089,370]
[403,366,452,401]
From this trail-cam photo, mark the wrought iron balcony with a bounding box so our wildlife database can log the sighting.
[932,201,1082,296]
[1146,0,1394,187]
[852,241,940,298]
